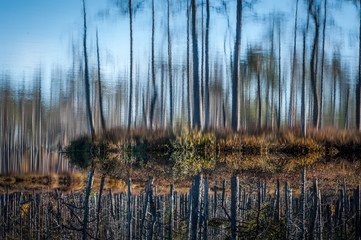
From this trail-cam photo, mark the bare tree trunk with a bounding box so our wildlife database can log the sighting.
[186,188,192,239]
[355,186,360,240]
[141,178,153,238]
[309,4,320,128]
[332,70,336,128]
[301,168,306,240]
[344,88,350,129]
[96,30,106,133]
[278,26,282,129]
[127,179,132,240]
[289,0,298,128]
[83,169,94,240]
[161,63,165,128]
[231,176,239,240]
[270,22,275,130]
[319,0,327,129]
[187,0,192,128]
[204,0,210,129]
[168,184,174,240]
[128,0,133,129]
[201,1,205,129]
[357,0,361,131]
[19,192,23,239]
[149,0,157,129]
[168,0,173,129]
[232,0,242,131]
[285,182,290,240]
[317,189,322,240]
[191,175,202,239]
[203,178,208,240]
[82,0,94,139]
[192,0,201,128]
[257,56,262,128]
[96,174,105,240]
[302,30,307,137]
[148,181,156,240]
[309,179,318,240]
[265,71,270,127]
[275,179,280,221]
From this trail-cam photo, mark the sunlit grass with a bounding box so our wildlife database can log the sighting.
[5,127,357,193]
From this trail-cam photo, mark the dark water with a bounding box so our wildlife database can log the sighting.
[0,0,360,174]
[0,173,360,239]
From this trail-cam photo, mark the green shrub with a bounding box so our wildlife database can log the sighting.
[65,136,94,169]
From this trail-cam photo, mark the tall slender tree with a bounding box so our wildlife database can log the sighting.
[331,54,340,128]
[302,30,307,137]
[270,21,275,130]
[149,0,157,129]
[82,3,94,239]
[82,0,94,139]
[96,30,106,133]
[357,0,361,131]
[204,0,210,128]
[232,0,242,131]
[278,22,282,129]
[319,0,327,129]
[257,52,262,128]
[192,0,201,128]
[128,0,133,129]
[345,87,350,129]
[168,0,173,129]
[187,0,192,128]
[288,0,299,128]
[308,0,320,128]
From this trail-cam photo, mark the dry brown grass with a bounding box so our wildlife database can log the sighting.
[7,127,359,194]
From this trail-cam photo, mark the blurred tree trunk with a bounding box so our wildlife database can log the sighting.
[149,0,157,129]
[82,0,94,138]
[345,87,350,129]
[265,70,270,127]
[331,55,340,128]
[271,22,275,130]
[302,31,307,137]
[332,70,336,127]
[96,30,106,133]
[289,0,298,128]
[257,56,262,128]
[128,0,133,129]
[357,0,361,131]
[192,0,201,128]
[232,0,242,131]
[201,1,204,128]
[278,25,282,129]
[187,0,192,128]
[319,0,327,129]
[37,75,41,173]
[308,1,320,128]
[204,0,210,128]
[168,0,173,129]
[161,62,165,128]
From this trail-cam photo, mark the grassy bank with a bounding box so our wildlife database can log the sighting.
[69,127,361,160]
[56,128,361,191]
[4,128,359,193]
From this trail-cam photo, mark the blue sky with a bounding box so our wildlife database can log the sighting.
[0,0,358,94]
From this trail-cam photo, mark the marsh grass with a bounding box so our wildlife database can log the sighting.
[18,127,358,193]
